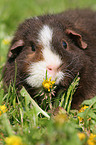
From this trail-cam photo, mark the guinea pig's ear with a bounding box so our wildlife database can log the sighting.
[8,40,24,58]
[66,29,87,49]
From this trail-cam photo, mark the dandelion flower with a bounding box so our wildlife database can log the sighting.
[78,105,89,122]
[77,132,86,140]
[5,135,23,145]
[0,105,7,116]
[42,77,55,92]
[79,105,89,112]
[87,133,96,145]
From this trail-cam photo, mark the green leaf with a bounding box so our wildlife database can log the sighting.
[82,96,96,106]
[20,87,50,119]
[87,110,96,120]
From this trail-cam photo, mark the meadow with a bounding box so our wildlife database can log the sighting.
[0,0,96,144]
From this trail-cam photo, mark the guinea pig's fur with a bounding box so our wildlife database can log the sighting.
[3,9,96,109]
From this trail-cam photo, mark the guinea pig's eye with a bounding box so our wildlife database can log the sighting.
[31,43,36,52]
[62,41,67,49]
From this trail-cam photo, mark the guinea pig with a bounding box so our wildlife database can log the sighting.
[3,9,96,109]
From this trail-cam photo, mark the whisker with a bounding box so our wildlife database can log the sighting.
[65,70,75,78]
[18,60,32,65]
[64,73,74,79]
[16,77,28,86]
[65,56,79,69]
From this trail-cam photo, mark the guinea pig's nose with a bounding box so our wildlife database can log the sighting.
[47,67,53,72]
[47,66,58,75]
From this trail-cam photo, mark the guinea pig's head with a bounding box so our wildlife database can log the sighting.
[8,17,87,90]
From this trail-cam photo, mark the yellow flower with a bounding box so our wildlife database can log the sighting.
[2,37,11,45]
[78,105,89,122]
[42,77,55,92]
[79,105,89,113]
[87,133,96,145]
[0,105,7,116]
[5,136,23,145]
[77,132,86,141]
[78,116,83,122]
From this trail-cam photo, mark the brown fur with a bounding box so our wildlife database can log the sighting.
[3,9,96,109]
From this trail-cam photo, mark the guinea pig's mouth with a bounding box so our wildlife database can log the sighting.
[25,59,65,89]
[26,71,64,89]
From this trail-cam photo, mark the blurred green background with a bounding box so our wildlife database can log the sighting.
[0,0,96,34]
[0,0,96,65]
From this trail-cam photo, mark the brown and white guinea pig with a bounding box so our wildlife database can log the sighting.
[3,9,96,109]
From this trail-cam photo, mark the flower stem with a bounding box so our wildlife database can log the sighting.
[59,92,65,107]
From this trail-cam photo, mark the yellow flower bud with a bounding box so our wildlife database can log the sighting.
[0,105,7,116]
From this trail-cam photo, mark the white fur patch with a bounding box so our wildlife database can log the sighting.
[26,25,64,88]
[26,61,46,88]
[26,61,64,88]
[43,45,62,68]
[38,25,53,49]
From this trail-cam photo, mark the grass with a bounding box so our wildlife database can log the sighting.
[0,0,96,144]
[1,76,96,145]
